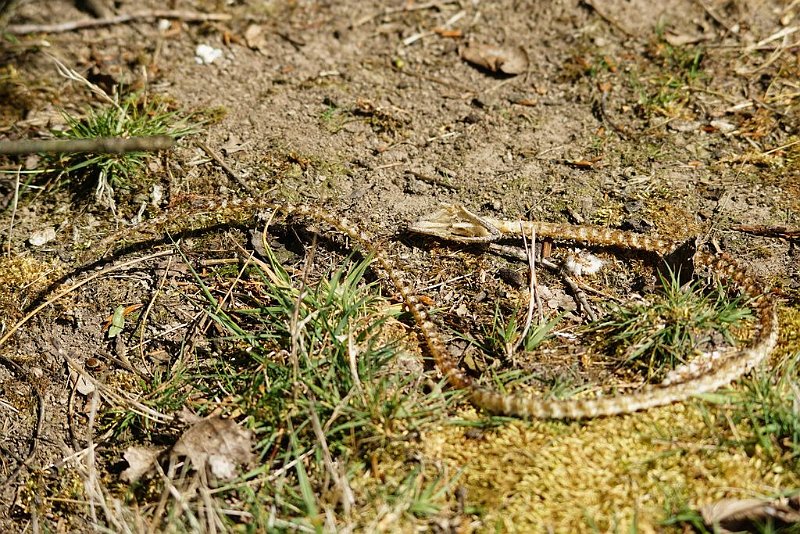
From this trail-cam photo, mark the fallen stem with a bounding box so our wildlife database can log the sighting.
[7,10,231,35]
[0,135,174,155]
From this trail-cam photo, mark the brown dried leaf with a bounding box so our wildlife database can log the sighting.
[702,495,800,532]
[172,415,255,480]
[121,446,164,483]
[460,43,528,75]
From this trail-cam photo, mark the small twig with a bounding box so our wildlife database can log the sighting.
[763,138,800,155]
[541,258,598,322]
[7,10,231,35]
[694,0,736,33]
[0,136,174,155]
[581,0,635,37]
[406,169,458,191]
[731,224,800,240]
[488,243,599,321]
[596,89,633,139]
[196,141,255,194]
[513,223,542,357]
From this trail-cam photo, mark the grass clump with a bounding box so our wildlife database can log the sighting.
[584,269,751,382]
[713,353,800,466]
[52,91,199,207]
[99,228,456,531]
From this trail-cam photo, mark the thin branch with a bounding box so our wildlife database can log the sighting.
[514,223,541,357]
[581,0,635,37]
[0,136,174,155]
[7,10,231,35]
[488,243,598,322]
[731,224,800,240]
[196,141,255,194]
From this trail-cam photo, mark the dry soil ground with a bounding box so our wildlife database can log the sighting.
[1,0,799,532]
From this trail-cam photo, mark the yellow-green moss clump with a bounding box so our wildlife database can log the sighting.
[417,402,798,532]
[0,255,60,325]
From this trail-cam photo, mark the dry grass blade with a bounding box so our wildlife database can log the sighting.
[48,54,116,107]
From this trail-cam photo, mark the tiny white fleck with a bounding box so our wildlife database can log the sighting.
[196,44,223,65]
[29,227,56,246]
[564,249,604,276]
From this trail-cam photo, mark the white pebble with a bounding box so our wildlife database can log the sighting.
[29,227,56,246]
[195,44,223,65]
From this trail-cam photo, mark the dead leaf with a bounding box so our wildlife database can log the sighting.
[172,415,254,480]
[28,227,56,246]
[702,495,800,532]
[460,43,528,75]
[121,446,164,482]
[565,158,602,169]
[244,24,268,53]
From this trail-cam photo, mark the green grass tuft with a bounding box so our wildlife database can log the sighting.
[714,352,800,466]
[100,228,457,531]
[584,268,751,382]
[53,92,199,206]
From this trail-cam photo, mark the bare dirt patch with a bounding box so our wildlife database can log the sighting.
[1,0,799,531]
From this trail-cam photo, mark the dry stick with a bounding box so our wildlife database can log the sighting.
[7,10,231,34]
[541,258,598,322]
[488,243,598,322]
[406,169,458,191]
[63,355,173,431]
[731,224,800,240]
[597,89,634,139]
[0,135,174,155]
[0,250,174,349]
[581,0,635,37]
[513,224,541,358]
[196,141,255,194]
[695,0,736,33]
[763,138,800,155]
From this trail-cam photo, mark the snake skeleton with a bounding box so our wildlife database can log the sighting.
[86,200,778,419]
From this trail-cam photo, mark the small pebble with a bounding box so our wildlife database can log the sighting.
[195,44,223,65]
